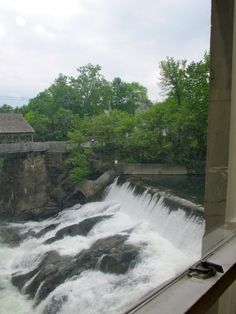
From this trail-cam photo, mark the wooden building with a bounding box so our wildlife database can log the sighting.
[0,113,35,143]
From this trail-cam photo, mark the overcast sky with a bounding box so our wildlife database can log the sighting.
[0,0,211,107]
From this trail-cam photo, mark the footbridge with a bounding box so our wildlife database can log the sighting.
[0,141,69,156]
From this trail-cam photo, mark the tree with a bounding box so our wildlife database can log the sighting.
[0,104,14,112]
[25,111,51,141]
[157,54,209,169]
[111,78,151,114]
[70,64,112,116]
[159,57,187,106]
[88,110,135,160]
[19,63,152,142]
[47,74,76,114]
[50,108,78,141]
[67,127,93,184]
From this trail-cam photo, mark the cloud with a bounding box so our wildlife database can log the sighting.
[35,24,45,34]
[0,0,84,17]
[15,16,26,26]
[0,25,6,40]
[34,23,55,38]
[0,0,211,105]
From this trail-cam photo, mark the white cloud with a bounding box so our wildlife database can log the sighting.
[0,25,6,40]
[35,24,46,34]
[0,0,211,104]
[0,0,84,17]
[16,16,26,26]
[34,24,55,39]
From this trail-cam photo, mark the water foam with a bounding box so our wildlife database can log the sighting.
[0,179,204,314]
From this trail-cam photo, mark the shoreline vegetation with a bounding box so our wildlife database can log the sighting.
[1,54,209,186]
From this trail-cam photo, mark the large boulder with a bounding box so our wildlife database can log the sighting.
[22,223,59,239]
[11,234,139,305]
[12,250,75,302]
[98,246,138,274]
[60,170,116,207]
[0,226,22,246]
[44,215,112,244]
[42,295,68,314]
[78,170,116,199]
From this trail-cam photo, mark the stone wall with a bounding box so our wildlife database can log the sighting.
[0,152,69,220]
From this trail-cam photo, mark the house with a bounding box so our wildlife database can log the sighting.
[0,113,35,143]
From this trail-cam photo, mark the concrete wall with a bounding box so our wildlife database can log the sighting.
[122,163,187,175]
[204,1,236,313]
[204,0,234,235]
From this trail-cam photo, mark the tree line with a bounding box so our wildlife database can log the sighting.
[1,54,209,182]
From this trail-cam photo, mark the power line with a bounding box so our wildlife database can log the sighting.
[0,96,30,101]
[0,96,30,100]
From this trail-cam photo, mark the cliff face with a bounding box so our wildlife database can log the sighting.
[0,152,69,220]
[0,152,118,221]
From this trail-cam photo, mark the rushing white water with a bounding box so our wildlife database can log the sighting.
[0,179,204,314]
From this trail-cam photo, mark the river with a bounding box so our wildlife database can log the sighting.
[0,178,204,314]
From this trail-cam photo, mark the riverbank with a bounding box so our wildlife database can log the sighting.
[0,156,205,222]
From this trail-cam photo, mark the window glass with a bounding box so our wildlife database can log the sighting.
[0,1,212,313]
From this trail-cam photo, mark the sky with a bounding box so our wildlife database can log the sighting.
[0,0,211,107]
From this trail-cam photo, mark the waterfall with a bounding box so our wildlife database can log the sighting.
[0,178,204,314]
[105,179,204,256]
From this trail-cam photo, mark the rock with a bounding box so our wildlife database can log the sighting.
[22,223,59,239]
[75,234,139,275]
[35,224,59,238]
[61,191,86,208]
[0,152,116,221]
[43,295,68,314]
[44,215,112,244]
[11,234,139,305]
[78,170,116,199]
[11,251,63,294]
[98,246,138,274]
[0,152,71,221]
[0,227,22,246]
[20,206,62,222]
[0,154,50,219]
[12,250,75,305]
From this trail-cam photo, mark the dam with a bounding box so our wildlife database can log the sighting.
[0,177,204,314]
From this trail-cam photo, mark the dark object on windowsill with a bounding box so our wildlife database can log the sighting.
[188,260,224,279]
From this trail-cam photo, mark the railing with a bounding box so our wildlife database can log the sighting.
[0,141,69,155]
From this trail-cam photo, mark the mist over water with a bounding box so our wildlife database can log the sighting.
[0,179,204,314]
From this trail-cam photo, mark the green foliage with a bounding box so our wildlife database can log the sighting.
[25,111,50,141]
[141,53,209,169]
[160,57,187,106]
[71,54,208,168]
[67,128,93,184]
[111,78,151,114]
[88,110,135,160]
[12,56,209,183]
[70,64,112,116]
[68,152,92,184]
[0,104,14,112]
[19,64,150,142]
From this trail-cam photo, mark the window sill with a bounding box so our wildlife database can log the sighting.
[126,232,236,314]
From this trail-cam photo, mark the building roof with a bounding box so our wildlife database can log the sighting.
[0,113,35,134]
